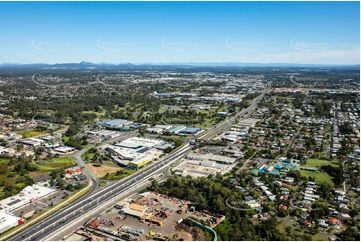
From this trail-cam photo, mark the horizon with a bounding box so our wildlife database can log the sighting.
[0,1,360,64]
[0,61,360,67]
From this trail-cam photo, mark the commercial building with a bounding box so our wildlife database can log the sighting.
[98,119,133,131]
[17,138,45,148]
[0,183,55,233]
[106,137,173,169]
[186,153,237,165]
[173,153,237,178]
[146,125,173,134]
[87,129,123,141]
[54,146,76,154]
[0,213,22,234]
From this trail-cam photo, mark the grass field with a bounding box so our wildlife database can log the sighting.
[300,159,338,186]
[33,157,76,172]
[312,233,329,241]
[300,170,334,186]
[18,129,48,138]
[304,158,339,168]
[101,168,135,180]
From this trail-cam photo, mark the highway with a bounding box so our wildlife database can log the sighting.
[198,86,269,140]
[9,86,269,241]
[10,143,192,241]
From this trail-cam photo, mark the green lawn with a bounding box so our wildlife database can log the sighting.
[33,157,76,172]
[18,129,48,138]
[312,233,329,241]
[300,170,334,186]
[101,168,135,180]
[304,158,339,168]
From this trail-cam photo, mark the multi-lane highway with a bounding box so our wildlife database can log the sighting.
[10,143,192,241]
[9,86,269,241]
[198,86,269,140]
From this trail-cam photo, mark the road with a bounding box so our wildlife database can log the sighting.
[70,131,139,192]
[10,143,192,241]
[9,86,269,241]
[198,85,270,140]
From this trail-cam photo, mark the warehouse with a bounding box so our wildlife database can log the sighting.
[179,127,203,136]
[87,129,122,141]
[186,153,237,164]
[120,203,165,226]
[146,125,173,134]
[98,119,133,131]
[174,153,237,178]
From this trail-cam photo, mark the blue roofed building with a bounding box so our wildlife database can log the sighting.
[98,119,133,131]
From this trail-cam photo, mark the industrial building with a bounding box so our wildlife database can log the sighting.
[146,124,203,136]
[98,119,133,131]
[87,129,123,142]
[173,153,238,178]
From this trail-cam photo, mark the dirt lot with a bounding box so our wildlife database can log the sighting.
[83,192,215,241]
[86,162,122,178]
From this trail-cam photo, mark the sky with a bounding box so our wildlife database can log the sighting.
[0,1,359,64]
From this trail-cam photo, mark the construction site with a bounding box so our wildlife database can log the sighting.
[65,192,223,241]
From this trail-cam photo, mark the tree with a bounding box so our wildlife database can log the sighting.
[337,226,360,241]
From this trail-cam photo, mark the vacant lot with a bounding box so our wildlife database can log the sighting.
[101,168,135,180]
[33,157,76,172]
[86,162,124,178]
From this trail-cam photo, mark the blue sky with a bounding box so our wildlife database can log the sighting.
[0,1,359,64]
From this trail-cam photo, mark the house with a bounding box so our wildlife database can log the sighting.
[328,218,341,225]
[318,219,329,228]
[65,166,83,179]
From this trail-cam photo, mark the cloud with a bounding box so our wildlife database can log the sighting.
[96,39,135,52]
[160,39,199,52]
[225,39,264,52]
[32,39,70,52]
[289,38,329,53]
[225,38,359,64]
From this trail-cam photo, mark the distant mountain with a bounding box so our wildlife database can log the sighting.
[0,61,359,71]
